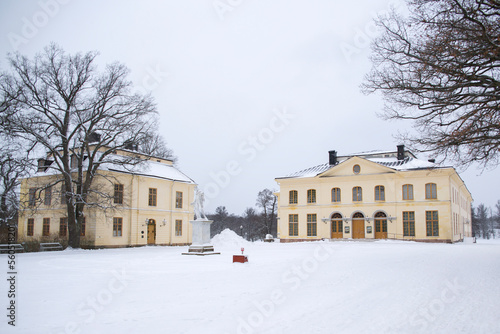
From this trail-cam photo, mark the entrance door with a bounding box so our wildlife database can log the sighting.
[331,213,343,239]
[147,219,156,245]
[352,212,365,239]
[374,212,387,239]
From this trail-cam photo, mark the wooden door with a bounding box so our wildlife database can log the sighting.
[352,213,365,239]
[331,214,343,239]
[375,219,387,239]
[147,220,156,245]
[374,212,387,239]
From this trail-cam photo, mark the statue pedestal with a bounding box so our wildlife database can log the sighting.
[182,219,220,256]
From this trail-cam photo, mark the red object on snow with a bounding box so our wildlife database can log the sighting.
[241,247,244,254]
[233,255,248,263]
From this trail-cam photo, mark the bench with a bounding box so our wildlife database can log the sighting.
[39,242,64,252]
[0,244,25,254]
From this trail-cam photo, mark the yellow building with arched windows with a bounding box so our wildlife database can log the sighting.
[275,146,472,243]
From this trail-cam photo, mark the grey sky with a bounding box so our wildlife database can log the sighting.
[1,0,498,214]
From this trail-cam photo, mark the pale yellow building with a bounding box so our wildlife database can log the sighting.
[275,146,472,243]
[18,148,195,248]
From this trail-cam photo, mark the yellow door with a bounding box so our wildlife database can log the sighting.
[147,220,156,245]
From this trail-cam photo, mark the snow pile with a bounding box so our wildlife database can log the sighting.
[211,228,249,248]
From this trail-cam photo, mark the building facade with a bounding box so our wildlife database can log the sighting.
[18,148,196,248]
[275,146,472,243]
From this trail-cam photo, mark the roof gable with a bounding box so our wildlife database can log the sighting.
[319,156,396,178]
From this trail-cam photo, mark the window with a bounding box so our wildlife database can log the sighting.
[289,214,298,236]
[80,217,86,237]
[113,217,123,237]
[70,154,78,168]
[27,219,34,236]
[375,186,385,201]
[331,188,341,203]
[42,218,50,236]
[29,188,36,207]
[61,184,66,205]
[59,218,67,237]
[307,189,316,204]
[148,188,157,206]
[176,191,183,209]
[175,220,182,236]
[426,211,439,236]
[114,184,124,204]
[307,214,317,236]
[289,190,298,204]
[44,186,52,206]
[353,164,361,174]
[425,183,437,199]
[402,184,414,200]
[352,187,362,202]
[403,211,415,237]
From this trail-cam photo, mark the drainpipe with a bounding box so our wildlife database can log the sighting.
[170,180,175,246]
[130,174,135,246]
[136,174,141,245]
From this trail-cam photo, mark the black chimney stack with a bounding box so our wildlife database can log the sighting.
[89,132,101,143]
[329,150,337,165]
[37,158,46,172]
[397,145,405,161]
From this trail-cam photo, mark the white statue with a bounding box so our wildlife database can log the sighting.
[192,187,207,220]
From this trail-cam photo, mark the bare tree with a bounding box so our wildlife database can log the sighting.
[243,207,260,241]
[362,0,500,167]
[0,140,31,226]
[256,188,277,236]
[495,200,500,229]
[1,44,162,248]
[138,132,177,163]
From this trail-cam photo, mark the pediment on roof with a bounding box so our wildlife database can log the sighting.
[318,156,396,178]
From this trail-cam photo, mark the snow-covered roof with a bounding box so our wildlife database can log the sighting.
[108,159,195,184]
[278,151,438,179]
[33,151,195,184]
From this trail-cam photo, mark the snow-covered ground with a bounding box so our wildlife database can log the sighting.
[2,230,500,334]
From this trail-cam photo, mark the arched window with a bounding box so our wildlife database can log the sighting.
[331,188,341,202]
[402,184,413,200]
[425,183,437,199]
[352,187,362,202]
[289,190,298,204]
[307,189,316,204]
[375,185,385,201]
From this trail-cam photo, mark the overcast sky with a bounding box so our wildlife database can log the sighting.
[1,0,499,214]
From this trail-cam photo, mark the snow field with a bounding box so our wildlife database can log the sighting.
[1,230,499,334]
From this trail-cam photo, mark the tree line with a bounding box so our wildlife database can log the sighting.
[208,188,277,241]
[472,201,500,239]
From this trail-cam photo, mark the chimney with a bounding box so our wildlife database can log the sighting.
[88,132,101,143]
[397,145,405,161]
[124,141,138,151]
[329,150,337,165]
[37,158,46,172]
